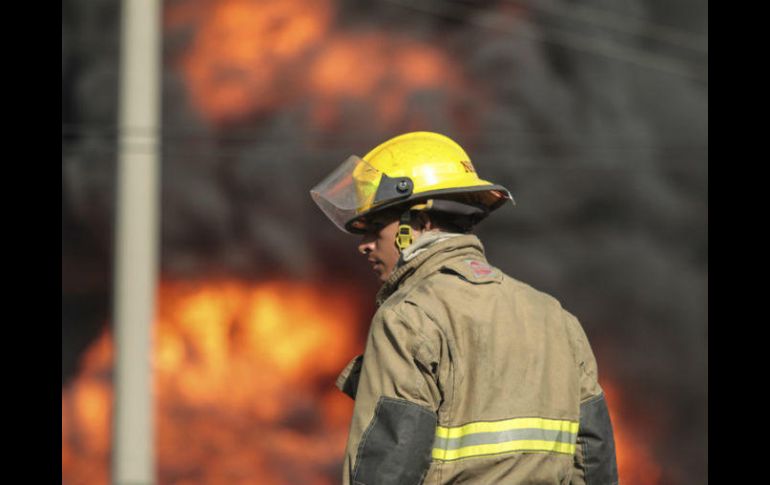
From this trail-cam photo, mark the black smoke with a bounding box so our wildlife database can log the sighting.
[62,0,706,483]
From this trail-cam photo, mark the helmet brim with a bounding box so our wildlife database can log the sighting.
[344,184,514,234]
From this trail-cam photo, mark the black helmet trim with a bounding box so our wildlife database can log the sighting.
[372,174,414,206]
[345,184,514,234]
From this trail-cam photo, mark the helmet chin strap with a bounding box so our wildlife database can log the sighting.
[394,200,433,253]
[395,210,413,252]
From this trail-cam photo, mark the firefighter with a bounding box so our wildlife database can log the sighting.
[310,131,618,485]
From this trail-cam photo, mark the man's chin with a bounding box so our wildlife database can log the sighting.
[373,267,391,283]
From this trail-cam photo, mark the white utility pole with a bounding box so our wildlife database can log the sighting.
[112,0,161,482]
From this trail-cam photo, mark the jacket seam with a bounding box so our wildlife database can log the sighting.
[438,413,580,428]
[580,391,604,405]
[389,305,444,423]
[440,339,456,485]
[390,302,450,485]
[389,304,441,363]
[382,245,485,304]
[582,437,590,485]
[379,395,436,416]
[439,263,503,285]
[562,309,583,377]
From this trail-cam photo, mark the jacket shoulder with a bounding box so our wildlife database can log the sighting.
[387,256,572,328]
[376,287,442,336]
[374,290,447,369]
[436,257,567,310]
[438,257,503,285]
[500,273,567,311]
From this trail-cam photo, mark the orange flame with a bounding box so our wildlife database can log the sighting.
[166,0,470,128]
[62,280,363,485]
[602,380,663,485]
[170,0,333,124]
[307,33,465,128]
[61,330,113,485]
[62,280,664,484]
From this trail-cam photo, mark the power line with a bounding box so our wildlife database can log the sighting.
[61,155,705,173]
[379,0,707,84]
[61,136,708,152]
[501,0,707,55]
[61,144,708,168]
[61,123,707,147]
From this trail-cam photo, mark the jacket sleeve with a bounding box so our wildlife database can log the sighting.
[341,304,442,485]
[565,311,619,485]
[336,354,364,400]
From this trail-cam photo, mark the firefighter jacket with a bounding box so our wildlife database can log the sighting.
[336,233,618,485]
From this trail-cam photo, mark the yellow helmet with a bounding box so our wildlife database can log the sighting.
[310,131,514,234]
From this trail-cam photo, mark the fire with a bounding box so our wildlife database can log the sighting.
[166,0,470,128]
[602,380,663,485]
[62,279,363,485]
[307,33,465,128]
[62,279,664,484]
[61,330,113,485]
[168,0,333,124]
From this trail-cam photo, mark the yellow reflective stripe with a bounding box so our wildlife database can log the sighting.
[433,417,579,462]
[433,440,577,461]
[435,417,579,439]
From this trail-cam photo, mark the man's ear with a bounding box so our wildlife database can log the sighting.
[416,212,433,230]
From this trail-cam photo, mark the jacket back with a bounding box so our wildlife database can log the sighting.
[338,234,617,485]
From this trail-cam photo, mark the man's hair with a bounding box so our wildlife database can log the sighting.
[418,210,473,234]
[374,197,486,234]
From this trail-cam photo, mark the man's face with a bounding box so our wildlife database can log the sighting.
[357,214,402,283]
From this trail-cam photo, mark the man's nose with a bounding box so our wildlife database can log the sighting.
[358,235,375,255]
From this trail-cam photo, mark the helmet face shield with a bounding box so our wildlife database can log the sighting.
[310,155,384,233]
[310,132,516,234]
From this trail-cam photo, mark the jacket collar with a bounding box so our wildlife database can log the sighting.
[375,233,487,306]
